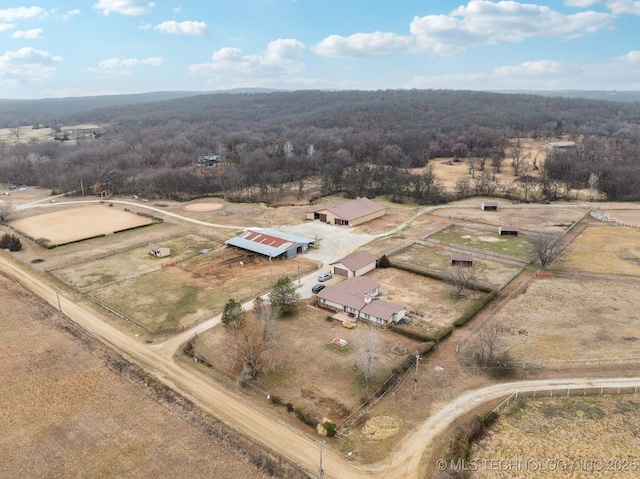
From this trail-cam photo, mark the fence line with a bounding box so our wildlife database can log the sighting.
[488,385,640,419]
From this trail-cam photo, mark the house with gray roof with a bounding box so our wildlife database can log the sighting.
[306,197,385,226]
[316,276,405,327]
[225,228,315,259]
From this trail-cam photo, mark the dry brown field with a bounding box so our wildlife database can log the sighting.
[10,204,154,246]
[470,395,640,479]
[0,275,299,479]
[484,275,640,362]
[557,226,640,276]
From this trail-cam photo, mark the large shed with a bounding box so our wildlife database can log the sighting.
[306,197,385,226]
[331,251,377,278]
[225,228,315,259]
[481,201,499,211]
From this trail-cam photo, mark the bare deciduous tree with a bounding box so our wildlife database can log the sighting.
[528,232,562,269]
[0,202,15,223]
[469,322,513,377]
[228,297,278,382]
[447,263,483,298]
[356,323,381,381]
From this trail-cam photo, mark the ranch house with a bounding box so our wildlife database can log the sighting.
[481,201,498,211]
[225,227,315,259]
[306,197,385,227]
[149,243,171,258]
[316,276,406,327]
[451,253,474,267]
[330,251,377,278]
[498,226,519,236]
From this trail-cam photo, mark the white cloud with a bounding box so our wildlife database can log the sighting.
[0,47,62,87]
[189,39,305,81]
[12,29,44,40]
[93,0,155,16]
[0,6,46,22]
[564,0,600,6]
[612,50,640,62]
[139,21,151,30]
[606,0,640,15]
[154,20,207,36]
[96,56,164,70]
[407,52,640,90]
[58,9,82,20]
[313,0,615,59]
[313,32,415,58]
[173,5,182,14]
[0,23,14,32]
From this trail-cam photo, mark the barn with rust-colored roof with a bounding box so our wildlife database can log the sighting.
[306,197,385,226]
[225,228,315,259]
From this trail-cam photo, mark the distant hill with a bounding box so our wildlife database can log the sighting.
[2,88,640,131]
[495,90,640,103]
[0,91,208,128]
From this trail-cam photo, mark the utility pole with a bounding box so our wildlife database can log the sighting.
[269,256,273,283]
[318,440,324,478]
[297,260,300,286]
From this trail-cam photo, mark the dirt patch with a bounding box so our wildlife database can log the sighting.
[182,201,225,212]
[10,204,154,246]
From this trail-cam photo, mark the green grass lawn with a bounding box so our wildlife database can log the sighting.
[430,225,532,260]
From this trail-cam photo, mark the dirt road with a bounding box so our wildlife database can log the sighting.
[3,254,640,478]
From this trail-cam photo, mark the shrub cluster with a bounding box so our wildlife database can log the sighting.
[0,233,22,251]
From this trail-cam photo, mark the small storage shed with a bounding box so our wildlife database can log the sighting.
[481,201,498,211]
[451,253,474,267]
[149,243,171,258]
[498,226,519,236]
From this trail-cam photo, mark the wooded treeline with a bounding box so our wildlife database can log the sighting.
[1,89,639,203]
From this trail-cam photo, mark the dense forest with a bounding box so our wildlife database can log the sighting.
[1,89,639,203]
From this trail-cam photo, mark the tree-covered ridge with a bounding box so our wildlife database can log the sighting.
[1,89,639,202]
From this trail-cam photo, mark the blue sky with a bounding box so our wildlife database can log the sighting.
[1,0,640,99]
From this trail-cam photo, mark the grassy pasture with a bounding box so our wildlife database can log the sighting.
[557,226,640,276]
[488,275,640,361]
[388,242,522,289]
[471,395,640,479]
[429,225,532,260]
[89,252,319,335]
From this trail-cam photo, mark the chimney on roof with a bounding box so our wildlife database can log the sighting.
[364,293,371,304]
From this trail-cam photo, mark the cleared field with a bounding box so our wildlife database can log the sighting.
[490,275,640,361]
[429,225,532,260]
[0,277,295,479]
[90,253,319,335]
[388,242,522,289]
[11,204,154,246]
[558,226,640,276]
[471,395,640,479]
